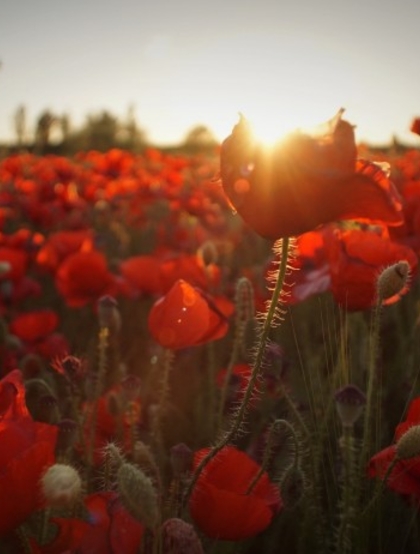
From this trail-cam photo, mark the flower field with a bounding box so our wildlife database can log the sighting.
[2,113,420,553]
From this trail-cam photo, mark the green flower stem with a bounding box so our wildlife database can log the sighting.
[151,348,175,467]
[336,424,356,553]
[217,316,246,425]
[86,326,109,468]
[246,418,299,494]
[358,299,382,493]
[184,237,293,504]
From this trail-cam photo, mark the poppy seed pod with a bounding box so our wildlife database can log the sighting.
[97,294,121,332]
[334,384,366,428]
[41,463,82,508]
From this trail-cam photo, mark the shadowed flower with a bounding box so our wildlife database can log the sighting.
[76,491,144,554]
[55,250,125,307]
[368,397,420,502]
[189,446,282,540]
[148,279,231,349]
[9,309,59,342]
[0,369,58,536]
[220,110,403,239]
[27,516,90,554]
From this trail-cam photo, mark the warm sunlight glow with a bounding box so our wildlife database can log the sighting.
[180,32,363,147]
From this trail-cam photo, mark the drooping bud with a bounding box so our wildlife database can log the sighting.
[377,260,410,304]
[161,518,205,554]
[41,463,82,508]
[396,425,420,460]
[117,462,159,527]
[97,295,121,332]
[334,384,366,428]
[170,443,193,477]
[279,465,305,510]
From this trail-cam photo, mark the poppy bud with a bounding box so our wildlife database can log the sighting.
[97,294,121,332]
[117,462,159,527]
[170,443,193,477]
[377,260,410,304]
[161,517,205,554]
[102,442,125,468]
[132,441,156,471]
[41,463,82,508]
[396,425,420,460]
[334,384,366,428]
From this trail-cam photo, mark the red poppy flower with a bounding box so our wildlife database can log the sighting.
[160,253,221,293]
[410,118,420,137]
[0,247,28,282]
[189,446,282,540]
[326,228,417,311]
[76,491,144,554]
[36,229,93,273]
[9,309,58,342]
[148,279,230,349]
[220,110,403,239]
[0,369,58,536]
[119,254,163,295]
[368,397,420,502]
[28,516,90,554]
[55,250,120,307]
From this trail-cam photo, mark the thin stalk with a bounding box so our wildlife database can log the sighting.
[184,237,292,504]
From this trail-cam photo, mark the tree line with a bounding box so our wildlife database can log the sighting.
[4,104,219,156]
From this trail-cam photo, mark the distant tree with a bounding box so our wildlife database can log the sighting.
[83,110,119,151]
[60,113,71,144]
[182,124,218,152]
[118,104,146,152]
[35,110,57,154]
[14,105,27,148]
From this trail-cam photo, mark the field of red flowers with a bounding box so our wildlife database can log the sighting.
[2,112,420,554]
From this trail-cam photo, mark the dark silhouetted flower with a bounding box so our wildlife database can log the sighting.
[220,110,403,239]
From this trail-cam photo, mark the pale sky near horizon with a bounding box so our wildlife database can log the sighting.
[1,0,420,147]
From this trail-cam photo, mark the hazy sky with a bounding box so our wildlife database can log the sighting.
[1,0,420,146]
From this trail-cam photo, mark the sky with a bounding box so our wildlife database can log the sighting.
[1,0,420,147]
